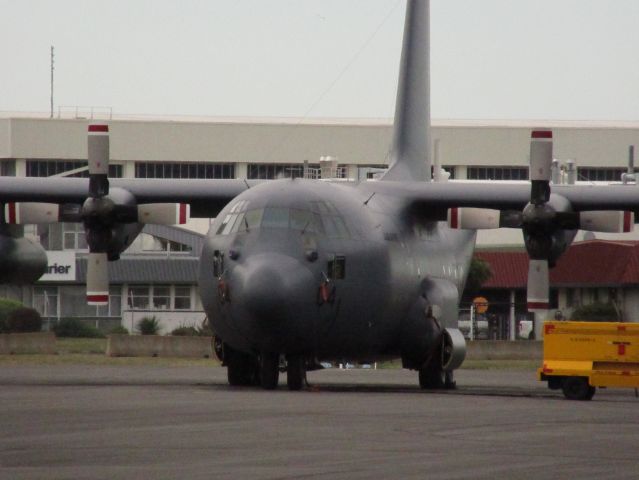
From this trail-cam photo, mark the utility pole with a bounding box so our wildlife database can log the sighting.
[50,46,54,118]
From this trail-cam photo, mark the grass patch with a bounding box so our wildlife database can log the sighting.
[0,354,220,367]
[461,359,539,371]
[0,337,221,367]
[56,338,107,354]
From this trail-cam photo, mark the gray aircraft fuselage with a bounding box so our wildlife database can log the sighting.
[199,179,475,364]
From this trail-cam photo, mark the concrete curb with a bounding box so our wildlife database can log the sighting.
[466,340,542,360]
[0,332,57,355]
[106,334,214,358]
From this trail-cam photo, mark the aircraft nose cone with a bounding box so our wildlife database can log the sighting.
[241,254,313,322]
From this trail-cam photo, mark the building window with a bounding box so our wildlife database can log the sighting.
[247,163,319,180]
[152,285,171,309]
[135,162,234,179]
[431,165,456,179]
[63,223,88,250]
[1,160,16,176]
[127,285,192,310]
[26,160,122,178]
[129,286,150,310]
[33,286,59,318]
[467,167,528,181]
[566,289,574,308]
[577,167,626,182]
[174,287,191,310]
[59,285,121,318]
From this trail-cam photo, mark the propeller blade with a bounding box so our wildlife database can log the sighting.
[137,203,190,225]
[87,124,110,198]
[529,130,553,205]
[86,252,109,306]
[4,202,60,224]
[527,259,549,312]
[578,211,634,233]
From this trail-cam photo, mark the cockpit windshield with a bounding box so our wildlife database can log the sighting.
[215,201,349,238]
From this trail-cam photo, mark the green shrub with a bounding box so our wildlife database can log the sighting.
[6,307,42,332]
[570,302,619,322]
[137,316,161,335]
[171,325,199,336]
[197,318,213,337]
[53,318,105,338]
[171,319,213,337]
[109,325,129,335]
[0,298,24,333]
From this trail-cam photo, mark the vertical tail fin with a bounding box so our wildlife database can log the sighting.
[383,0,431,182]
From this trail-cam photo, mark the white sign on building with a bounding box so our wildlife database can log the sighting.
[39,251,76,282]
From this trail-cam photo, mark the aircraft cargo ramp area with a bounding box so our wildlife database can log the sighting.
[1,365,637,480]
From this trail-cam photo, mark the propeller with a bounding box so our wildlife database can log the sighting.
[84,124,112,306]
[6,123,190,306]
[448,130,634,312]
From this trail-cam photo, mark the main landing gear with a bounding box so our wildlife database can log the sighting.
[418,362,456,390]
[223,344,306,390]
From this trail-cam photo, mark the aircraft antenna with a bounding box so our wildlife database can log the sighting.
[364,192,376,205]
[243,179,251,190]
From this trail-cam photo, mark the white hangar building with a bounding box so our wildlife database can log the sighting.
[0,114,638,331]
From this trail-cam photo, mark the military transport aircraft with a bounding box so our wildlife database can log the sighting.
[1,0,638,390]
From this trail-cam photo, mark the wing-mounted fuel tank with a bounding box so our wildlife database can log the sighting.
[0,224,48,284]
[400,277,466,372]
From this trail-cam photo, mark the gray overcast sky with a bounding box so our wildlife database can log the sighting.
[1,0,638,120]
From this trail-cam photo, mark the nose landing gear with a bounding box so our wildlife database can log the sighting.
[253,352,308,390]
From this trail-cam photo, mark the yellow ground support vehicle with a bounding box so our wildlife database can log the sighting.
[538,321,639,400]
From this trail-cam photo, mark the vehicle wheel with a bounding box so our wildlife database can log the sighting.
[444,371,456,390]
[226,349,257,386]
[286,355,306,391]
[419,364,445,389]
[260,352,280,390]
[562,376,596,401]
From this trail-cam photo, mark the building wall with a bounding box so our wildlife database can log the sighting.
[2,117,638,170]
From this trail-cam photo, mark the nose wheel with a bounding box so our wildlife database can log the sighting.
[259,352,280,390]
[286,354,306,391]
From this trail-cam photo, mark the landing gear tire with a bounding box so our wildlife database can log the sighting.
[226,349,257,386]
[260,352,280,390]
[562,376,596,401]
[286,355,306,391]
[419,364,445,389]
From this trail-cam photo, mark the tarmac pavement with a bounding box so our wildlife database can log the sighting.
[0,365,638,480]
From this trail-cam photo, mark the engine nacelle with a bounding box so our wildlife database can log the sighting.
[441,328,466,372]
[0,226,48,284]
[447,207,500,230]
[579,211,634,233]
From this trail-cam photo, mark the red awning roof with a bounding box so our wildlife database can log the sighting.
[475,240,639,289]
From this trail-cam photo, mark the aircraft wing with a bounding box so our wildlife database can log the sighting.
[372,181,639,221]
[0,177,255,218]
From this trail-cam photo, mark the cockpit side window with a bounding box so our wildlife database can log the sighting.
[242,208,264,231]
[216,214,234,235]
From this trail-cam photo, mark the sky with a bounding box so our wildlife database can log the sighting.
[1,0,638,121]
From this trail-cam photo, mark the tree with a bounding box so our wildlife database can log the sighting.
[464,256,493,295]
[570,302,619,322]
